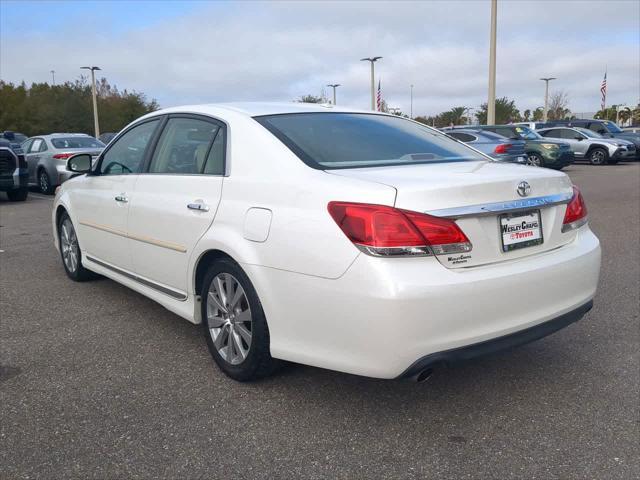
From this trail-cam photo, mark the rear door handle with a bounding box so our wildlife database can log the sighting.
[187,202,210,212]
[115,194,128,203]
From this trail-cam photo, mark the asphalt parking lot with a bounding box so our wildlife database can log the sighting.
[1,163,639,479]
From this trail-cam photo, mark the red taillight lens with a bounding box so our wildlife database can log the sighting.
[494,144,511,154]
[562,186,588,232]
[328,202,471,257]
[53,153,74,159]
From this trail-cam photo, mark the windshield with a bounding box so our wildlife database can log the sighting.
[255,113,487,169]
[602,121,623,134]
[513,126,541,140]
[51,137,105,149]
[575,127,603,138]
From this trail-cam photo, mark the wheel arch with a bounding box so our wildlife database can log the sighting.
[585,144,608,155]
[193,249,237,300]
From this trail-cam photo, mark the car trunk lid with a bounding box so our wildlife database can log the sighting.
[328,160,575,268]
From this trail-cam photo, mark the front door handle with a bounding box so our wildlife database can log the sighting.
[187,202,210,212]
[115,194,128,203]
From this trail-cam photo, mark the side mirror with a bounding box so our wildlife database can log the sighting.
[67,153,92,173]
[574,136,583,141]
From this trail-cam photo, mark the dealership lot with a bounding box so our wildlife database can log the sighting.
[1,164,638,479]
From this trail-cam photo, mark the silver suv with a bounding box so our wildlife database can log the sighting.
[538,127,636,165]
[22,133,105,193]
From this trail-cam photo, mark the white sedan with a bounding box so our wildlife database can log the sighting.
[53,103,601,382]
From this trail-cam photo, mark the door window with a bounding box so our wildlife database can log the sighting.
[587,122,608,135]
[100,119,160,175]
[148,117,222,174]
[29,138,44,153]
[541,129,562,139]
[448,132,476,143]
[561,129,583,140]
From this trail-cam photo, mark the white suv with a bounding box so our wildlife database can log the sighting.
[53,103,601,382]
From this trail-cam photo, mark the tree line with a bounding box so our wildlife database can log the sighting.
[0,77,159,137]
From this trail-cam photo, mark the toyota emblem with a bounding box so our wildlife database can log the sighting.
[517,181,531,197]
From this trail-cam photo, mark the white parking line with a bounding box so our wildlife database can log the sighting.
[29,193,53,200]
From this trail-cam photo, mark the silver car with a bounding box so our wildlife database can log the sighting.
[538,127,636,165]
[22,134,105,193]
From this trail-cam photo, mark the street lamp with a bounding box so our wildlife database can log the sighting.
[360,56,382,111]
[327,84,341,105]
[50,70,56,86]
[410,84,414,119]
[540,77,556,123]
[487,0,497,124]
[81,66,101,137]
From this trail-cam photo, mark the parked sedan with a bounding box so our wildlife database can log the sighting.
[53,103,600,382]
[444,128,527,164]
[22,133,105,193]
[538,127,636,165]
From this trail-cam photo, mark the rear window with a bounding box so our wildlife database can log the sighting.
[51,137,104,149]
[255,113,486,169]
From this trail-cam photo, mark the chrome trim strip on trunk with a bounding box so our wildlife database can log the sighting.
[86,255,188,301]
[425,192,573,219]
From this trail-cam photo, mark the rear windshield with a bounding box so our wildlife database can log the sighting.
[255,113,487,169]
[51,137,105,149]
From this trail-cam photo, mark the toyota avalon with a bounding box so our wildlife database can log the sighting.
[52,103,601,381]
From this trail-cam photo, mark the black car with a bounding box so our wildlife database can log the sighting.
[545,119,640,159]
[0,138,29,201]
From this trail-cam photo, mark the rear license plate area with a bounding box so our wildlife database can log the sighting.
[500,210,543,252]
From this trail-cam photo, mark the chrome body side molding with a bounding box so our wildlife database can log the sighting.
[86,255,188,301]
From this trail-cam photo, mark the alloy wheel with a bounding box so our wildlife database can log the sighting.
[206,273,253,365]
[590,150,606,165]
[526,154,542,167]
[60,218,79,273]
[39,171,49,193]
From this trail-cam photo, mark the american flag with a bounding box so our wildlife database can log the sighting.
[600,71,607,111]
[376,79,382,111]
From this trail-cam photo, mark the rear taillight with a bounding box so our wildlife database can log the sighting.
[494,144,511,154]
[53,153,73,159]
[328,202,472,257]
[562,186,588,232]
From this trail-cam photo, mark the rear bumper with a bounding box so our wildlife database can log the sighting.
[249,227,601,379]
[398,299,593,378]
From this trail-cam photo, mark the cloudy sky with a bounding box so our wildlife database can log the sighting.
[1,0,638,117]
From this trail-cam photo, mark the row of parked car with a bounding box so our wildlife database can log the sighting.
[0,131,109,201]
[442,119,640,168]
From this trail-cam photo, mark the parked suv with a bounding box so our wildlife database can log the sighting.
[538,127,636,165]
[22,133,105,194]
[464,124,574,169]
[545,119,640,159]
[0,138,29,201]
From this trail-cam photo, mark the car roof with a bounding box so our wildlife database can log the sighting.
[149,102,375,118]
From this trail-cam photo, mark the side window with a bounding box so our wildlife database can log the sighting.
[148,117,222,174]
[541,129,561,139]
[100,119,160,175]
[22,139,33,153]
[449,132,475,143]
[203,128,225,174]
[38,139,48,152]
[588,122,607,135]
[562,129,581,140]
[30,138,43,153]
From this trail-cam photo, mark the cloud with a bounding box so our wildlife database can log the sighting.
[1,0,638,116]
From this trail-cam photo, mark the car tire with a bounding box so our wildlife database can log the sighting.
[526,153,544,167]
[201,258,280,381]
[38,169,54,194]
[6,187,28,201]
[588,148,608,165]
[57,212,95,281]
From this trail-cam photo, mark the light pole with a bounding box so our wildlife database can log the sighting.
[540,77,556,122]
[327,84,340,105]
[50,70,55,86]
[81,66,101,137]
[410,84,414,119]
[360,56,382,111]
[487,0,497,124]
